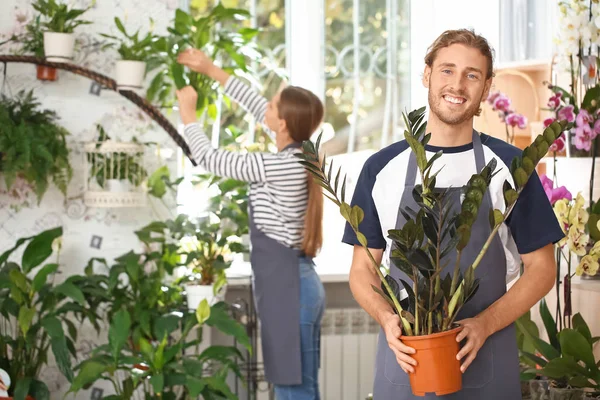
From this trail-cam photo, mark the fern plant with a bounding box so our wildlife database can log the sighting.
[0,90,72,203]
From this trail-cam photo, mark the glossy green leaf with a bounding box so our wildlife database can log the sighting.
[21,226,62,273]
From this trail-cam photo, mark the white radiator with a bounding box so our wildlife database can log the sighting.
[252,307,379,400]
[319,308,379,400]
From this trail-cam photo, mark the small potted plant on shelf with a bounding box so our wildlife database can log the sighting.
[100,17,157,91]
[0,90,72,204]
[1,16,56,81]
[31,0,92,63]
[296,107,570,396]
[0,227,106,400]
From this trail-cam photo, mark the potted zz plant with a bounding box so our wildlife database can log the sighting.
[296,107,569,396]
[32,0,92,63]
[100,17,157,91]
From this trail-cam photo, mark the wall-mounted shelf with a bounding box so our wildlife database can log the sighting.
[0,55,197,166]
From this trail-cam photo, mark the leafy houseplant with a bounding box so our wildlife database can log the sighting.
[100,17,157,90]
[296,107,569,395]
[0,90,72,204]
[0,227,105,400]
[146,5,259,116]
[31,0,92,63]
[68,301,249,400]
[136,214,243,311]
[517,302,600,399]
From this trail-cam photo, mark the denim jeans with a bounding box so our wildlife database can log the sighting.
[273,257,326,400]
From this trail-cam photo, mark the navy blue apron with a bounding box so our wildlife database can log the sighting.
[372,131,521,399]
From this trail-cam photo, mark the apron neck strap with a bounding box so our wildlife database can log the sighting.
[405,129,485,186]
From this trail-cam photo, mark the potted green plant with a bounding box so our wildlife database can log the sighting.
[68,301,250,399]
[0,227,106,400]
[145,5,260,114]
[137,214,242,311]
[517,303,600,400]
[31,0,92,63]
[1,16,56,81]
[87,124,148,193]
[296,107,569,396]
[0,90,72,204]
[100,17,157,91]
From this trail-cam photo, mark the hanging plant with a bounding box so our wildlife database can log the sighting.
[0,90,72,204]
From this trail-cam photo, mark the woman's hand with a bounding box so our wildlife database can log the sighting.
[176,86,198,125]
[177,48,214,75]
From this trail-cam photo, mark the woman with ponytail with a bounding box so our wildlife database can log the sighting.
[176,48,325,400]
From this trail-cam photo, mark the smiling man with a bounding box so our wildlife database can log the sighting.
[343,29,563,399]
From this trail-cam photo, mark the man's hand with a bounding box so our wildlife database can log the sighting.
[455,317,491,373]
[382,312,417,373]
[175,86,198,125]
[177,48,214,75]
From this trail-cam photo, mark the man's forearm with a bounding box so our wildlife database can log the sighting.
[477,251,556,336]
[206,64,230,87]
[349,256,395,327]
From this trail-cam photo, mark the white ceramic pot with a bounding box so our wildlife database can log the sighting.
[115,60,146,90]
[43,32,75,63]
[106,179,130,193]
[185,283,227,311]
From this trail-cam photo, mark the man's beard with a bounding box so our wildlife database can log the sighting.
[428,87,482,125]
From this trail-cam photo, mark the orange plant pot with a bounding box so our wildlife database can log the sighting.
[36,65,57,81]
[402,327,462,397]
[0,396,35,400]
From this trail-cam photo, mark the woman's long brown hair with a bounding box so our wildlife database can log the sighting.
[278,86,324,257]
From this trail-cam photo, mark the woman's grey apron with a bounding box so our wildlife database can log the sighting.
[247,145,303,386]
[372,131,521,399]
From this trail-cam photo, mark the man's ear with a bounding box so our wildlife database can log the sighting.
[482,78,493,102]
[422,65,431,88]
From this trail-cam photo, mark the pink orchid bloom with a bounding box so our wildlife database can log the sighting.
[548,92,563,109]
[493,95,511,113]
[575,124,593,151]
[505,113,528,129]
[539,174,572,204]
[549,134,566,152]
[544,117,556,128]
[558,105,576,123]
[576,109,593,127]
[487,91,501,104]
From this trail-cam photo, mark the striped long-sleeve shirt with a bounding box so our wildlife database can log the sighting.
[183,77,308,249]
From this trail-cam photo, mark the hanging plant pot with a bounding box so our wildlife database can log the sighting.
[185,283,226,311]
[115,60,146,91]
[36,65,57,81]
[549,387,585,400]
[401,327,462,396]
[43,32,75,63]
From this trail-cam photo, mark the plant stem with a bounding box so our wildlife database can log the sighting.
[556,246,563,331]
[413,267,419,336]
[590,137,596,208]
[450,251,462,297]
[359,238,413,335]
